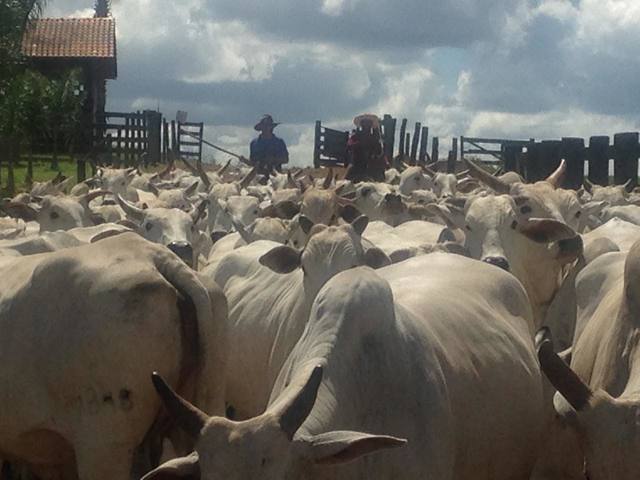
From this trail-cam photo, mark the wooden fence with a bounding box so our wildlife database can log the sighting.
[461,133,640,190]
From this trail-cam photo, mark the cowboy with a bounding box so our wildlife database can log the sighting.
[242,114,289,175]
[346,114,386,183]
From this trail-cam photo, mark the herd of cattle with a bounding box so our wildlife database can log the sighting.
[1,156,640,479]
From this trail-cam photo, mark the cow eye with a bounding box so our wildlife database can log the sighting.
[361,188,371,196]
[465,225,472,231]
[145,222,153,231]
[253,209,259,215]
[511,220,518,229]
[121,181,126,187]
[520,205,532,215]
[50,211,59,219]
[414,176,420,182]
[575,211,582,218]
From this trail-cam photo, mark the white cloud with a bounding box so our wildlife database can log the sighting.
[44,0,640,167]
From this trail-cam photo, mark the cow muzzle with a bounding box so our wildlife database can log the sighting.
[483,256,510,272]
[167,241,193,267]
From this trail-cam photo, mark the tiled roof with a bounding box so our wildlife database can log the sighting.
[22,17,116,58]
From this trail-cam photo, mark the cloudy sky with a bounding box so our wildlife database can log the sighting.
[46,0,640,166]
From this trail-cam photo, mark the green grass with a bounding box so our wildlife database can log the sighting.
[0,155,78,197]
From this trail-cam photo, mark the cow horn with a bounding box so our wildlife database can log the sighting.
[623,178,634,193]
[422,164,436,177]
[537,339,592,411]
[151,372,209,438]
[463,158,510,194]
[456,169,469,179]
[275,365,323,440]
[148,183,160,197]
[197,162,211,189]
[216,159,231,176]
[583,178,594,194]
[116,194,145,222]
[239,167,258,190]
[322,168,333,190]
[191,199,208,224]
[181,157,198,176]
[545,159,566,189]
[80,189,111,204]
[158,161,174,180]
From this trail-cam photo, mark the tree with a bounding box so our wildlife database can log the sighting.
[40,69,87,169]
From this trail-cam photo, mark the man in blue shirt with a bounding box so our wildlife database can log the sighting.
[243,115,289,175]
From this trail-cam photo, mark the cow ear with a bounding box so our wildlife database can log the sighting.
[364,247,391,269]
[298,215,315,235]
[555,235,583,265]
[141,453,200,480]
[296,431,406,466]
[259,245,302,274]
[350,215,369,236]
[184,181,199,197]
[516,218,576,243]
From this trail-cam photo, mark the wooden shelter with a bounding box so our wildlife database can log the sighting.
[21,17,117,150]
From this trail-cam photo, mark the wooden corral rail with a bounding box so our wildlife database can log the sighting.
[92,110,162,167]
[177,122,204,163]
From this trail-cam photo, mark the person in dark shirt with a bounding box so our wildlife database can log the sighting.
[346,114,386,183]
[241,115,289,175]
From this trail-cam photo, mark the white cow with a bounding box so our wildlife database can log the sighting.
[536,239,640,480]
[201,216,385,420]
[0,234,227,480]
[2,191,109,232]
[430,193,582,326]
[146,253,545,479]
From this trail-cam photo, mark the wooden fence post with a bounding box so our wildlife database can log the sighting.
[587,136,609,186]
[410,122,421,164]
[398,118,407,158]
[145,110,162,165]
[418,126,428,164]
[561,137,585,190]
[432,137,439,166]
[613,132,639,188]
[381,114,396,161]
[503,144,521,173]
[405,133,410,157]
[534,140,562,182]
[447,137,458,173]
[313,121,322,168]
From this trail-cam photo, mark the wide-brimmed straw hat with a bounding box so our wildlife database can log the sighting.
[254,114,280,131]
[353,113,381,129]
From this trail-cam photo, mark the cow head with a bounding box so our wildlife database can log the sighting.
[95,167,137,198]
[143,368,405,480]
[584,179,632,206]
[2,191,108,232]
[398,166,433,196]
[259,215,387,294]
[154,182,199,211]
[431,172,458,198]
[116,195,206,266]
[431,193,582,324]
